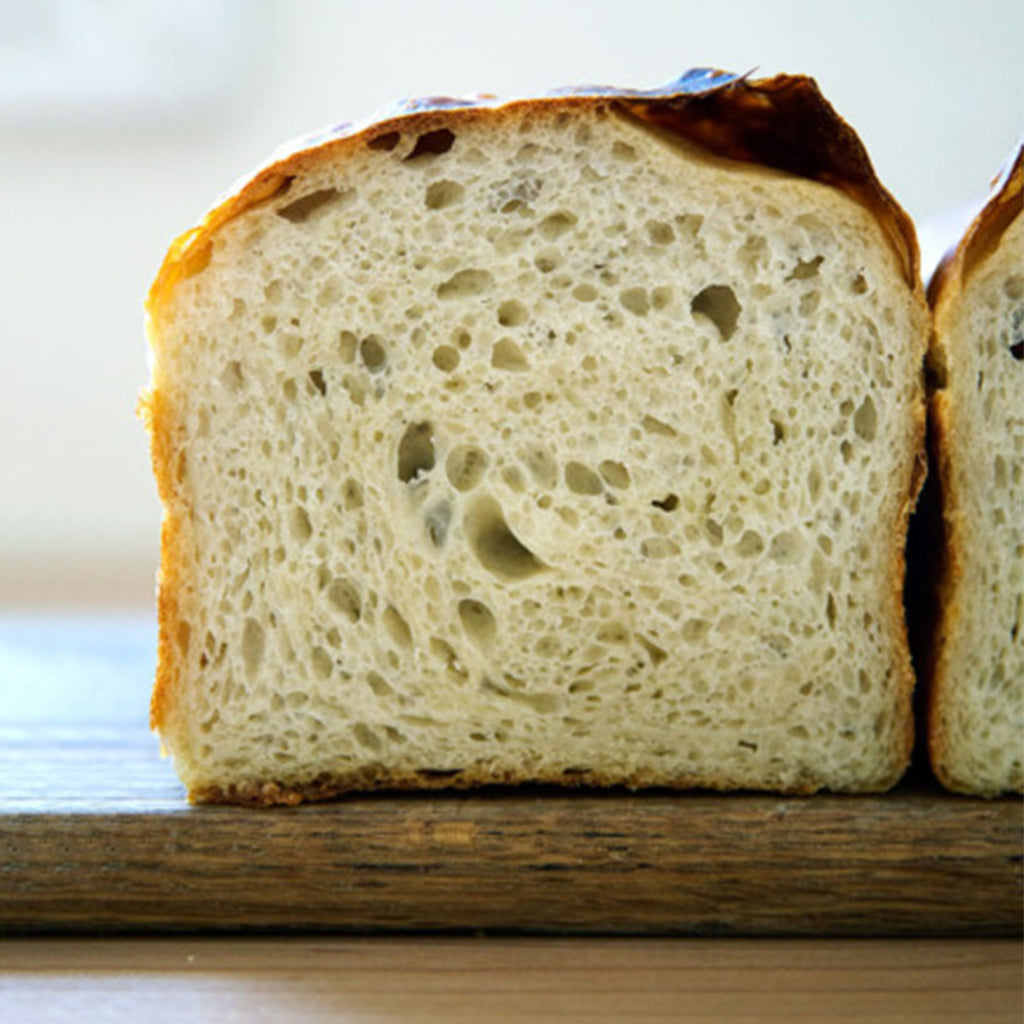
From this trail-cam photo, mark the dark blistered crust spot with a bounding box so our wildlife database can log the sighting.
[614,75,918,287]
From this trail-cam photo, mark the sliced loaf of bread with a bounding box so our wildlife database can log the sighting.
[927,145,1023,795]
[141,72,928,804]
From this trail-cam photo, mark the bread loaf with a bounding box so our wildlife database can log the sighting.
[141,71,928,805]
[926,145,1023,796]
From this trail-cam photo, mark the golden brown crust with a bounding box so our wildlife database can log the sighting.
[147,71,919,319]
[190,763,826,807]
[140,349,197,741]
[925,145,1023,793]
[928,145,1024,311]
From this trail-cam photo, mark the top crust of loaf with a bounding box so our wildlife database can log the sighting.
[926,144,1023,795]
[147,71,919,319]
[928,145,1024,312]
[142,71,928,803]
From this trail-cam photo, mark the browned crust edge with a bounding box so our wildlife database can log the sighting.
[146,71,919,317]
[142,70,926,804]
[927,145,1024,309]
[925,145,1023,795]
[189,763,870,808]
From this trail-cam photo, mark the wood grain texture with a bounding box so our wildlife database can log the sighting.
[0,936,1021,1024]
[2,733,1021,935]
[1,617,1021,936]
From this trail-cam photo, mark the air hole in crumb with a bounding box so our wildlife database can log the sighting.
[368,131,400,151]
[640,537,680,559]
[241,618,265,679]
[359,335,387,372]
[799,290,821,317]
[691,284,741,340]
[338,330,358,363]
[853,395,877,442]
[437,268,494,299]
[637,634,667,666]
[492,337,529,371]
[497,299,529,327]
[807,462,823,502]
[404,128,455,160]
[458,598,497,648]
[327,578,362,622]
[642,414,677,437]
[276,188,344,223]
[289,506,312,543]
[598,460,630,489]
[620,287,649,316]
[534,251,560,273]
[597,621,630,644]
[681,618,711,642]
[465,496,545,581]
[565,461,603,495]
[352,723,383,751]
[645,219,674,244]
[651,286,673,310]
[480,677,561,714]
[383,605,413,648]
[311,646,333,679]
[425,179,465,209]
[736,530,764,557]
[397,422,435,482]
[342,477,363,509]
[367,671,395,696]
[220,360,244,391]
[446,445,489,491]
[522,446,558,488]
[432,345,460,371]
[786,255,824,281]
[308,369,327,396]
[502,465,526,492]
[539,211,577,239]
[826,593,838,629]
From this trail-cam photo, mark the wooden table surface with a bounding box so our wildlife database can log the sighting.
[1,613,1021,1018]
[1,935,1021,1023]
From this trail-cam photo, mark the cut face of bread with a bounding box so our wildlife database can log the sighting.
[928,148,1023,795]
[143,78,927,803]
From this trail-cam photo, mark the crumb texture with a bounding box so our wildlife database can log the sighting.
[147,107,925,801]
[931,214,1023,795]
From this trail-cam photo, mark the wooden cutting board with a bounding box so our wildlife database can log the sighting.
[1,616,1020,935]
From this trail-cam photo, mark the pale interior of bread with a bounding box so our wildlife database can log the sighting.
[147,105,925,800]
[931,214,1023,794]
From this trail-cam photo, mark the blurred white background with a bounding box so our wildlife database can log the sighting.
[0,0,1021,606]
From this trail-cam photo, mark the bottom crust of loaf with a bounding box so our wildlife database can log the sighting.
[187,763,891,806]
